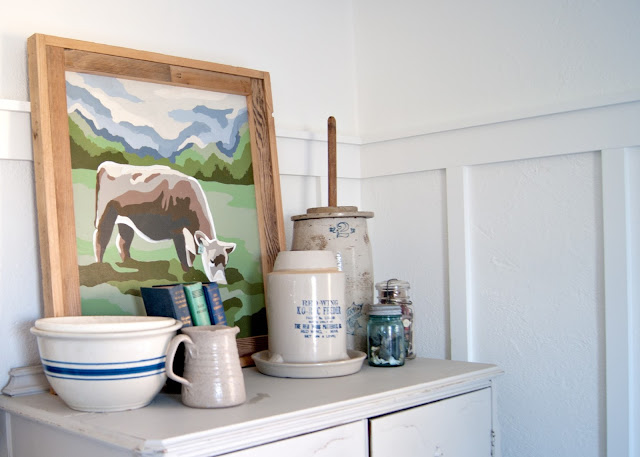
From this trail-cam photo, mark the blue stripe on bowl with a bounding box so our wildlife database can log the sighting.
[43,361,164,377]
[44,370,165,382]
[41,356,165,366]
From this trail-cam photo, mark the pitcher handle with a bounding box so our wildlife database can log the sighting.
[165,333,192,386]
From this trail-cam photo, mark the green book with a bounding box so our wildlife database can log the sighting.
[182,282,212,326]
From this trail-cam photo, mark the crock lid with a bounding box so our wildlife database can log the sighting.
[292,206,374,221]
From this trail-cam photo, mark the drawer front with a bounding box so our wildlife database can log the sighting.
[370,388,492,457]
[224,420,368,457]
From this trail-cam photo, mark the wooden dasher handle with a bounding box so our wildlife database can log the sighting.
[328,116,337,207]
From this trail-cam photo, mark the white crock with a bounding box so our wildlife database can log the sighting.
[291,206,374,353]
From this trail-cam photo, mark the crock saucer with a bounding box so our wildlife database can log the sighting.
[251,350,366,378]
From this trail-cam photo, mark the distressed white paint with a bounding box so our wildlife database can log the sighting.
[370,388,492,456]
[227,421,368,457]
[0,359,501,456]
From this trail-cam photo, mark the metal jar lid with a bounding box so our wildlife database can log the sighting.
[368,305,403,316]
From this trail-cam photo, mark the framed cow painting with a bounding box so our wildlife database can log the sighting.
[27,34,286,363]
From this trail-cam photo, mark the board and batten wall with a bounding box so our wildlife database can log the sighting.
[354,1,640,456]
[361,105,640,457]
[1,1,640,457]
[4,98,639,457]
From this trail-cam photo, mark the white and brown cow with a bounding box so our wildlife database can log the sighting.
[93,161,236,283]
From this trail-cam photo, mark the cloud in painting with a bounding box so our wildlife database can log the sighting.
[65,72,248,160]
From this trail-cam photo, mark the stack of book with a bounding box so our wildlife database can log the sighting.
[140,282,227,327]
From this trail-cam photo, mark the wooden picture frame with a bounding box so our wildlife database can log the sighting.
[27,34,285,365]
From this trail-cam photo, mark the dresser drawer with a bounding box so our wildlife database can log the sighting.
[369,388,492,457]
[224,420,368,457]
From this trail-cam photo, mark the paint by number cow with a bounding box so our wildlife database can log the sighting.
[93,161,236,283]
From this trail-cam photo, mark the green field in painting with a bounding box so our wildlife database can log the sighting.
[72,168,266,338]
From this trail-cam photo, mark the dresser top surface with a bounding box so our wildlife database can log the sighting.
[0,357,502,454]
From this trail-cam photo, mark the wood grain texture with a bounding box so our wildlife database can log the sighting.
[65,50,171,83]
[37,34,266,79]
[237,335,268,368]
[47,46,82,316]
[248,77,286,286]
[28,34,61,317]
[328,116,337,207]
[261,72,285,239]
[27,35,284,358]
[170,66,252,95]
[28,35,82,317]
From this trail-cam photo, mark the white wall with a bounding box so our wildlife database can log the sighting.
[352,0,640,141]
[0,0,360,137]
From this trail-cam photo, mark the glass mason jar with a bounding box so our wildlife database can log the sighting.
[375,279,415,359]
[367,305,405,367]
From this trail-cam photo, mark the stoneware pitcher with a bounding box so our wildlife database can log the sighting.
[165,325,246,408]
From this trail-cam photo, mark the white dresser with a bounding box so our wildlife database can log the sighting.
[0,358,502,457]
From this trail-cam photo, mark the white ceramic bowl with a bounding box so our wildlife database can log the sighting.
[31,316,182,412]
[34,315,177,333]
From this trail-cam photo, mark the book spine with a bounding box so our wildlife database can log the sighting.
[169,287,193,328]
[203,282,227,325]
[140,286,193,327]
[183,282,212,326]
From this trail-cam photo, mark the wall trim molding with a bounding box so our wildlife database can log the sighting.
[4,98,640,183]
[446,166,472,362]
[0,99,30,112]
[359,93,640,145]
[601,147,637,457]
[360,100,640,178]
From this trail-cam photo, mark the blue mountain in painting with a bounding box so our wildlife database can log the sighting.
[65,75,248,163]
